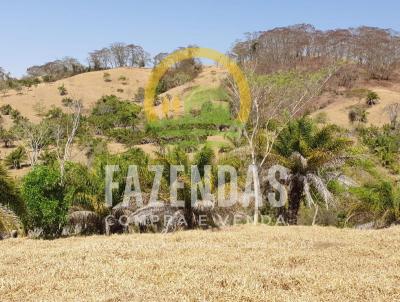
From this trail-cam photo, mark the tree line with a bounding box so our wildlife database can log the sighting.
[231,24,400,80]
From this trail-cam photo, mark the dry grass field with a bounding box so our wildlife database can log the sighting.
[0,66,226,127]
[312,85,400,127]
[1,225,399,301]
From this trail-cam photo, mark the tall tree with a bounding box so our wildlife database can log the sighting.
[225,66,336,223]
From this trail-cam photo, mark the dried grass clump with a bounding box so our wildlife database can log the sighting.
[1,225,400,301]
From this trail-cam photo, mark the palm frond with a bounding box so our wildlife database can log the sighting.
[306,173,333,207]
[303,178,315,207]
[0,203,23,236]
[306,149,335,171]
[289,152,308,172]
[68,210,99,225]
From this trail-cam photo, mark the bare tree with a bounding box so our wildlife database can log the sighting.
[225,64,336,223]
[19,121,50,166]
[54,100,82,184]
[126,44,150,67]
[231,25,400,80]
[0,80,8,97]
[89,43,150,69]
[26,57,85,80]
[153,52,169,66]
[88,51,102,70]
[110,42,130,67]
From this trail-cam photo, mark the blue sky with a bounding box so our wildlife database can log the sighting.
[1,0,400,77]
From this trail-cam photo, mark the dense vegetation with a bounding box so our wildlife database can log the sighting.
[1,25,400,239]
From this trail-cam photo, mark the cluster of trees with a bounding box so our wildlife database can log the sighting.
[3,42,201,91]
[88,43,150,70]
[2,26,400,239]
[26,57,86,82]
[1,110,399,238]
[87,95,142,145]
[231,24,400,80]
[155,47,202,94]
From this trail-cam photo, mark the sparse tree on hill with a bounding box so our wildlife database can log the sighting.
[153,52,169,66]
[18,121,50,166]
[5,146,27,169]
[54,100,82,184]
[0,128,16,148]
[126,44,150,67]
[366,91,380,106]
[110,42,130,67]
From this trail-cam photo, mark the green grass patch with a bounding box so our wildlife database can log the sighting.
[183,86,229,114]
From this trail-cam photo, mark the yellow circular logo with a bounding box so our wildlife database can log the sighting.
[144,47,251,123]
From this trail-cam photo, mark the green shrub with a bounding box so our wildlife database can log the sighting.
[42,75,55,82]
[61,97,74,107]
[5,146,27,169]
[93,149,152,206]
[350,181,400,223]
[0,128,16,147]
[194,146,214,177]
[155,55,202,95]
[89,95,141,134]
[0,104,13,115]
[38,149,58,166]
[366,91,379,106]
[0,164,26,222]
[58,84,67,96]
[134,87,145,103]
[103,72,111,82]
[176,141,199,153]
[10,109,21,120]
[18,77,41,88]
[88,95,141,140]
[357,125,400,172]
[21,165,67,237]
[348,106,368,123]
[105,128,142,145]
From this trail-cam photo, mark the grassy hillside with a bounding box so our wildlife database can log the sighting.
[0,66,229,176]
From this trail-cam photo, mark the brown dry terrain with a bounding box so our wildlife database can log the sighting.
[1,225,399,302]
[1,67,150,126]
[312,85,400,127]
[0,66,225,127]
[0,66,227,177]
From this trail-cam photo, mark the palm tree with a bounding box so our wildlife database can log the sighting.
[5,146,27,169]
[0,164,25,236]
[366,91,380,106]
[155,146,194,227]
[273,117,352,224]
[0,204,23,238]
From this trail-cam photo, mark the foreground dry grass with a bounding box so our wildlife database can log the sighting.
[1,225,399,301]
